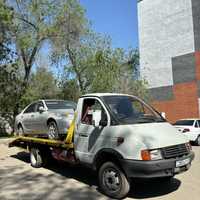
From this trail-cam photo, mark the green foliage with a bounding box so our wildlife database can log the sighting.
[0,63,21,112]
[21,67,59,108]
[55,32,149,101]
[0,0,88,116]
[0,0,13,63]
[59,79,80,102]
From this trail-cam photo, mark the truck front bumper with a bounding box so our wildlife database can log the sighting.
[121,151,195,179]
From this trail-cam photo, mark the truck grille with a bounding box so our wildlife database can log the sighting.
[162,144,189,159]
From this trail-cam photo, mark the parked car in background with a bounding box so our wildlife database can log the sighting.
[15,100,76,139]
[173,118,200,145]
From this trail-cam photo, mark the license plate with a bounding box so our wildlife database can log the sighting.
[176,158,190,167]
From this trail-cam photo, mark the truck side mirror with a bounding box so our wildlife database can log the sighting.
[92,110,102,127]
[38,106,45,113]
[161,112,166,119]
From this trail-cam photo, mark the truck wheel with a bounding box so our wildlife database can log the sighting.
[30,148,43,168]
[47,121,59,140]
[196,136,200,146]
[98,162,130,199]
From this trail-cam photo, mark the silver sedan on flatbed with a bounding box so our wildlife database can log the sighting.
[15,100,76,139]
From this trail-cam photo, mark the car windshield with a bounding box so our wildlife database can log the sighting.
[45,100,76,110]
[173,120,194,126]
[102,95,165,124]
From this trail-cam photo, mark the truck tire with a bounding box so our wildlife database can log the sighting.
[98,161,130,199]
[30,148,43,168]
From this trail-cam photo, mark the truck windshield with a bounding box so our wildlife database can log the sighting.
[102,96,165,124]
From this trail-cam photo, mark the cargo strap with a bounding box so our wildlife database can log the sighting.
[65,112,77,144]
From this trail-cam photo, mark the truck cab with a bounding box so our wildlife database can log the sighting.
[73,93,194,197]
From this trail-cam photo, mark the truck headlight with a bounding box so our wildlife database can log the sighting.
[150,149,162,160]
[141,149,162,160]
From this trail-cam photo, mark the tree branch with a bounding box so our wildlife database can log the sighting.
[66,44,84,92]
[16,16,39,31]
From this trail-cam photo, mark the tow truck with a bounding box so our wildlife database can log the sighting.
[9,93,194,199]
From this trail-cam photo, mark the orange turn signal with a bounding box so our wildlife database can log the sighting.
[141,150,151,161]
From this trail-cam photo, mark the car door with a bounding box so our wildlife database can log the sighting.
[21,103,37,134]
[74,98,109,163]
[33,101,47,134]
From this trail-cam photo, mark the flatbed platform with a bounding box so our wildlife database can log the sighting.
[9,136,74,149]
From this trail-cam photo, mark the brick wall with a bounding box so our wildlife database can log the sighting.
[152,82,199,123]
[151,51,200,123]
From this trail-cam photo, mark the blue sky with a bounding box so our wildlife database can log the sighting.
[80,0,139,49]
[38,0,138,74]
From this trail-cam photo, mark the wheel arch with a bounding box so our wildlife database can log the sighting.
[93,148,124,171]
[47,118,57,126]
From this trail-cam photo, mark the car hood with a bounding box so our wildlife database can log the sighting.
[125,122,189,149]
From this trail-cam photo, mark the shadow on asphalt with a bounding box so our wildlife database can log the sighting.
[11,151,181,199]
[129,178,181,199]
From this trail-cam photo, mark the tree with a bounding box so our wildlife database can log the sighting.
[59,79,80,102]
[54,32,149,101]
[21,67,59,107]
[0,1,20,133]
[0,0,87,116]
[0,0,13,63]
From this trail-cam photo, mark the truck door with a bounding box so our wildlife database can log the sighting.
[74,97,109,163]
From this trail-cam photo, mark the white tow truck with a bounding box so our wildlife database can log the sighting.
[9,93,194,199]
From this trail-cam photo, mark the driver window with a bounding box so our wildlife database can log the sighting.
[81,99,107,125]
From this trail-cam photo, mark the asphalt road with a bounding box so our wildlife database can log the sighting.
[0,138,199,200]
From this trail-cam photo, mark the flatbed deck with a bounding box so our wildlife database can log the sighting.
[8,136,74,149]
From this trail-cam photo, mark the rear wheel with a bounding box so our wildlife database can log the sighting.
[47,121,59,140]
[98,162,130,199]
[30,148,43,168]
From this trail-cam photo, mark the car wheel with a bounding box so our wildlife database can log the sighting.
[196,136,200,146]
[17,125,24,136]
[47,121,59,140]
[98,161,130,199]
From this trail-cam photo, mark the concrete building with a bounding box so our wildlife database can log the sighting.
[138,0,200,122]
